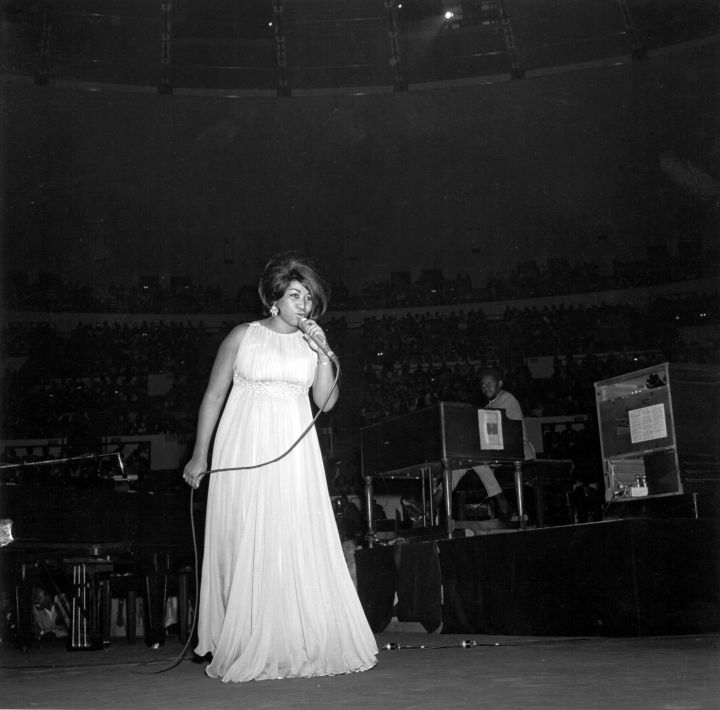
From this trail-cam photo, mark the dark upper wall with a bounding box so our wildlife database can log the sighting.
[4,0,719,89]
[2,39,718,295]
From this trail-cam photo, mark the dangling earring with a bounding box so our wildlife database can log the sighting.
[270,303,279,317]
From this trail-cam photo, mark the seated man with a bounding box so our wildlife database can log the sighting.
[32,586,70,640]
[452,368,535,520]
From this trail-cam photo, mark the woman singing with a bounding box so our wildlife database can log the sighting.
[183,251,377,682]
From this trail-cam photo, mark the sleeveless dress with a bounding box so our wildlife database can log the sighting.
[195,321,378,682]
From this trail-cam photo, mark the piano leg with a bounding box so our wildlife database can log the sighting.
[364,475,374,546]
[13,580,34,651]
[143,554,168,647]
[99,576,112,646]
[442,463,454,538]
[513,461,527,530]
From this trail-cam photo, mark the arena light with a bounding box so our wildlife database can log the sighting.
[441,3,463,29]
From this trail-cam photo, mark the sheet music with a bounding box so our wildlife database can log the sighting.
[478,409,504,450]
[629,403,667,443]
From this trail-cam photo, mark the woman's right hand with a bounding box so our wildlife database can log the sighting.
[183,456,207,489]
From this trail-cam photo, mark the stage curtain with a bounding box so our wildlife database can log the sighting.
[439,519,720,636]
[355,546,396,632]
[394,542,442,633]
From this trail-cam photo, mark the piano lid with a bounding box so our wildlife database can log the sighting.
[361,401,524,477]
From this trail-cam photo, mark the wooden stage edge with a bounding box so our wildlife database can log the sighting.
[355,517,720,638]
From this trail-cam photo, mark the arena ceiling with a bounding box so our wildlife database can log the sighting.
[2,0,719,93]
[1,1,719,290]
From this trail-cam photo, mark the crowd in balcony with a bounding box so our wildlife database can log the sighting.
[5,245,716,314]
[3,296,715,439]
[358,287,717,422]
[0,315,350,442]
[2,320,222,440]
[1,256,718,493]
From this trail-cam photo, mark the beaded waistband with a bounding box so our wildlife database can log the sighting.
[233,377,306,397]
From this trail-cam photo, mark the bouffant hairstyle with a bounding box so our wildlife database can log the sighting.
[258,251,330,319]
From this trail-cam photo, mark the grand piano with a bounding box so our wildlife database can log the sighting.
[0,459,200,651]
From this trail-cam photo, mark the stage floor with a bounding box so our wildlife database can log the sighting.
[2,632,718,709]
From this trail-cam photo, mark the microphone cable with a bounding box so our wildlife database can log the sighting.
[133,358,341,674]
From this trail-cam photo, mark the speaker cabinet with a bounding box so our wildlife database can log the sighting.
[594,362,720,510]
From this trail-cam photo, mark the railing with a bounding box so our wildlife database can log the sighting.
[2,0,718,94]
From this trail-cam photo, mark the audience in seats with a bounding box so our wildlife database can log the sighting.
[1,263,717,500]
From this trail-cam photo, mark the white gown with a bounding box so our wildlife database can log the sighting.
[195,321,378,682]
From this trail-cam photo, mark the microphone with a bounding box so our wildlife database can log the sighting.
[297,318,337,363]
